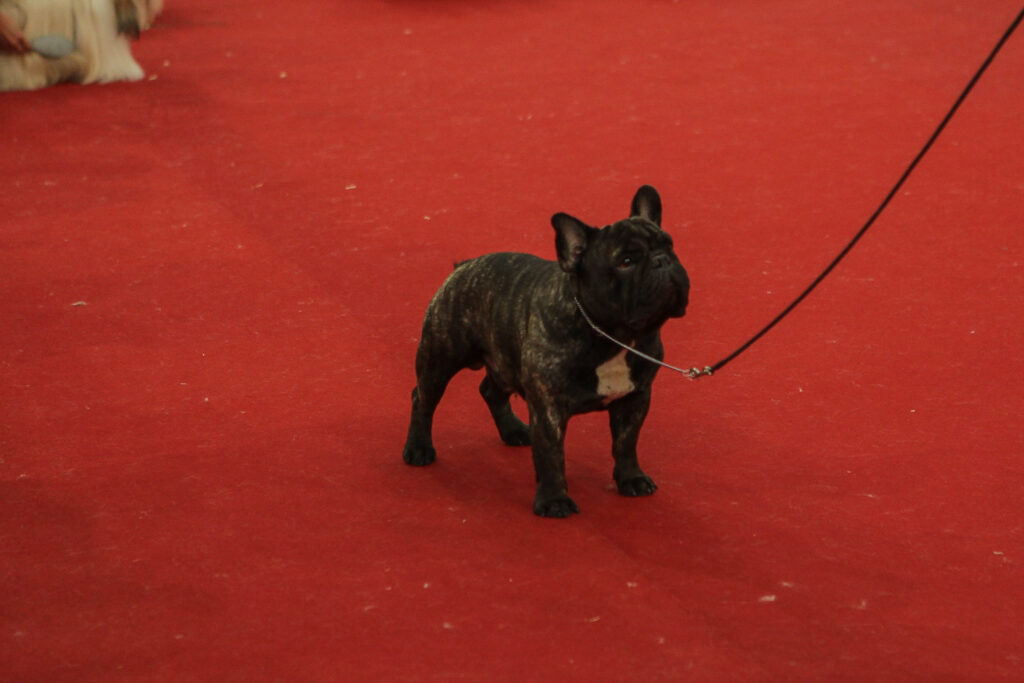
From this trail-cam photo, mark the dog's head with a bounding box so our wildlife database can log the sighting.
[552,185,689,336]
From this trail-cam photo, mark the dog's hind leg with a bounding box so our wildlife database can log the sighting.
[402,384,442,466]
[479,371,530,447]
[402,332,465,466]
[403,371,454,467]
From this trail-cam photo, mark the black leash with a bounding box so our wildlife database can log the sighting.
[684,6,1024,380]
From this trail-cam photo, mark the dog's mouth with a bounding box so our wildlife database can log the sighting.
[670,265,690,318]
[668,287,689,318]
[655,267,689,320]
[625,290,687,333]
[584,266,689,335]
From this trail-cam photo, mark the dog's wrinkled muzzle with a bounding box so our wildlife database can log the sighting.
[667,263,690,318]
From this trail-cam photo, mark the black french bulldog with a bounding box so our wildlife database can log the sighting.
[402,186,690,517]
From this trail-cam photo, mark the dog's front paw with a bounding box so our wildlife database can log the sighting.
[616,475,658,497]
[533,494,580,518]
[402,444,436,466]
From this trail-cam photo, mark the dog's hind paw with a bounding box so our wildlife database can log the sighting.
[402,444,436,466]
[499,421,531,447]
[616,475,658,497]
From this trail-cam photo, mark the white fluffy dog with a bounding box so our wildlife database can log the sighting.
[0,0,162,91]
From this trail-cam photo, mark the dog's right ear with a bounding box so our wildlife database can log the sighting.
[552,212,594,273]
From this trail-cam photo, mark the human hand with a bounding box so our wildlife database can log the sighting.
[0,10,31,53]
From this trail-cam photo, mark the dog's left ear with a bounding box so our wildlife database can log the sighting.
[552,212,595,273]
[630,185,662,227]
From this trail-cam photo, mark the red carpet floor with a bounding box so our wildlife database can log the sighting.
[3,1,1023,680]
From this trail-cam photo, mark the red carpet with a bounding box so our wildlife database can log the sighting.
[3,1,1023,679]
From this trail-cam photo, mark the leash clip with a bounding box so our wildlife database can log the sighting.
[685,366,714,380]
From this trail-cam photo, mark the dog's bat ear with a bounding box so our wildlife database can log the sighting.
[552,212,594,273]
[631,185,662,227]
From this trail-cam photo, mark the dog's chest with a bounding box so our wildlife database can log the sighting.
[595,350,636,404]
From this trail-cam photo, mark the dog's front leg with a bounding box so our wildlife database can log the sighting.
[113,0,140,38]
[609,391,658,496]
[527,399,578,517]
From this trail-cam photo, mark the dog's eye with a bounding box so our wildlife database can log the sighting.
[618,256,634,269]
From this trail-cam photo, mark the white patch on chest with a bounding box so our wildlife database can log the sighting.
[595,350,635,404]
